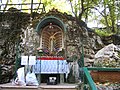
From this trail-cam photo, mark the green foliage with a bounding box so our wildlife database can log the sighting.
[94,59,120,68]
[70,54,78,61]
[95,29,114,36]
[2,0,120,33]
[42,0,71,13]
[68,0,119,34]
[42,0,52,7]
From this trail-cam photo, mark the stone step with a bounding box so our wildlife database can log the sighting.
[40,83,79,90]
[0,84,38,90]
[0,83,80,90]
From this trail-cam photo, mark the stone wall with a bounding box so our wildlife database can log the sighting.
[0,8,105,83]
[0,9,31,83]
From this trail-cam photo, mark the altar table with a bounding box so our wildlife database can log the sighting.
[33,56,69,84]
[33,56,69,74]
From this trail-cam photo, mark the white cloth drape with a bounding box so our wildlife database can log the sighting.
[33,60,69,74]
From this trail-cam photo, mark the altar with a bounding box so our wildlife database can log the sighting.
[33,56,69,84]
[34,16,69,84]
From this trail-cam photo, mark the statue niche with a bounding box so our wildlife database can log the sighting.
[40,23,64,56]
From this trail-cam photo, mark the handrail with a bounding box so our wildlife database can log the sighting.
[0,3,45,13]
[1,3,44,5]
[83,67,98,90]
[82,67,120,90]
[87,67,120,71]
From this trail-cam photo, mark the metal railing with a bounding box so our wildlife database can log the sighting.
[82,67,97,90]
[87,67,120,71]
[78,44,97,90]
[78,44,120,90]
[0,2,45,13]
[81,67,120,90]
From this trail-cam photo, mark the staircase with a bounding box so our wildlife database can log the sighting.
[0,83,80,90]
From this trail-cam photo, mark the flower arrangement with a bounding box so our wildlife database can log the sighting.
[36,47,50,56]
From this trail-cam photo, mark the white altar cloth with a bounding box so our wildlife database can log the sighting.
[33,60,69,74]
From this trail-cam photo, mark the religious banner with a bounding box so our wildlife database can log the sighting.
[21,56,28,65]
[29,56,36,65]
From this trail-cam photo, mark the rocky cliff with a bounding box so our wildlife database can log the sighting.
[0,8,119,83]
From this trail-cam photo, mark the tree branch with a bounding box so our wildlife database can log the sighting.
[68,0,76,18]
[79,0,84,20]
[3,0,9,13]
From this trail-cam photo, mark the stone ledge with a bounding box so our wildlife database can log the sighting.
[0,83,38,89]
[0,83,80,90]
[40,84,79,89]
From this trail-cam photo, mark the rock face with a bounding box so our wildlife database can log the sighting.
[0,8,31,84]
[0,65,14,83]
[0,8,116,83]
[95,44,118,58]
[94,44,120,67]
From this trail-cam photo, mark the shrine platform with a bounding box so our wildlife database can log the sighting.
[0,83,80,90]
